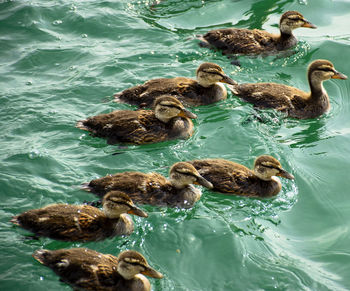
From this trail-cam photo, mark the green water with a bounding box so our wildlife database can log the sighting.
[1,0,350,290]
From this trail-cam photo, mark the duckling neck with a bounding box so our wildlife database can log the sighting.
[169,179,187,189]
[197,78,216,88]
[277,30,297,49]
[155,112,171,123]
[308,77,329,107]
[103,208,121,219]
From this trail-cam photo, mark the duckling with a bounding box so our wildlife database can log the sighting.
[33,248,163,291]
[199,11,316,56]
[76,95,197,145]
[82,162,213,208]
[11,191,147,241]
[229,59,347,119]
[114,63,237,107]
[188,155,294,198]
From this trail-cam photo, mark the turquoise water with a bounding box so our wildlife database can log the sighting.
[1,0,350,290]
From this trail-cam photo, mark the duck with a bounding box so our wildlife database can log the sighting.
[11,191,148,241]
[82,162,213,208]
[114,62,237,107]
[188,155,294,198]
[76,95,197,145]
[229,59,347,119]
[199,11,316,56]
[33,248,163,291]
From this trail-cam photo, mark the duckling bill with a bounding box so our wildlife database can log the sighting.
[77,95,197,145]
[114,62,236,107]
[199,11,316,56]
[33,249,163,291]
[11,191,147,241]
[82,162,213,209]
[188,155,294,198]
[229,59,347,119]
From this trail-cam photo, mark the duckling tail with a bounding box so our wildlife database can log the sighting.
[81,182,92,192]
[76,120,90,131]
[227,83,239,95]
[33,249,51,265]
[10,216,20,226]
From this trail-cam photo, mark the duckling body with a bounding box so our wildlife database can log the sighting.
[199,11,316,56]
[77,96,196,145]
[230,60,347,119]
[189,156,294,198]
[114,63,236,107]
[82,162,213,208]
[11,192,147,241]
[33,249,163,291]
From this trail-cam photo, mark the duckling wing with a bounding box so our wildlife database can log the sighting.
[232,83,296,111]
[115,77,198,108]
[202,28,275,55]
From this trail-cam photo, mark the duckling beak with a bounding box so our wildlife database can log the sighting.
[221,74,238,86]
[194,175,213,189]
[277,169,294,180]
[177,108,197,119]
[332,71,347,80]
[302,20,317,29]
[127,206,148,218]
[141,267,164,279]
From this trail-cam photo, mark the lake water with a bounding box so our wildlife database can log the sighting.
[1,0,350,290]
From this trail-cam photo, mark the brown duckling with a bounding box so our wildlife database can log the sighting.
[11,191,147,241]
[229,59,347,119]
[199,11,316,56]
[33,248,163,291]
[76,95,197,145]
[82,162,213,208]
[114,62,237,107]
[188,155,294,198]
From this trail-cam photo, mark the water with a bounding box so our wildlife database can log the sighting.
[1,0,350,290]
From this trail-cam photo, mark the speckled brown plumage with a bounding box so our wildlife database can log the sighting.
[230,59,347,119]
[33,249,163,291]
[76,96,196,145]
[189,156,294,198]
[199,11,316,56]
[11,192,147,241]
[82,162,213,208]
[114,63,236,107]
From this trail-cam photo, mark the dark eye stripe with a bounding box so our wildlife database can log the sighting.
[176,170,196,177]
[160,103,182,110]
[316,68,334,73]
[262,165,278,169]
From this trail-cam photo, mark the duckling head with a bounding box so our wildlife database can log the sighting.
[308,59,347,88]
[169,162,213,189]
[196,62,237,88]
[253,155,294,181]
[102,191,148,219]
[117,250,163,280]
[279,11,316,34]
[154,95,197,123]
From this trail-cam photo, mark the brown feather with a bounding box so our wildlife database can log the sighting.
[13,204,133,241]
[189,159,282,198]
[114,77,227,108]
[77,109,193,145]
[84,171,201,208]
[33,249,160,291]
